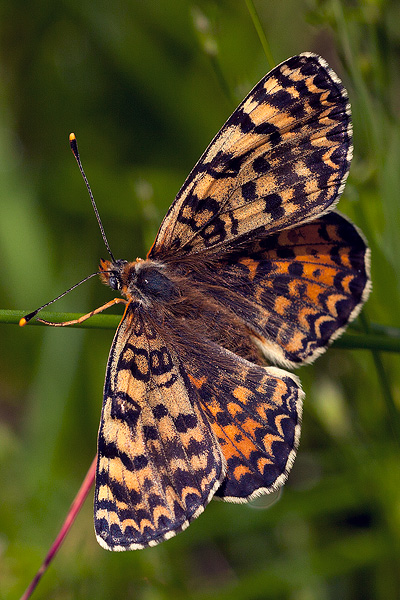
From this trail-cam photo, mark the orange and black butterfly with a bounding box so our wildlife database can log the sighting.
[22,53,371,552]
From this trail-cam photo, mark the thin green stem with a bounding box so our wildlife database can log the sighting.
[2,309,400,353]
[245,0,275,70]
[1,309,121,330]
[332,332,400,354]
[359,312,400,443]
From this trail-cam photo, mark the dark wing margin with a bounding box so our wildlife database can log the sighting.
[149,53,352,259]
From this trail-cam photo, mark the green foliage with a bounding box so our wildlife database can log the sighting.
[0,1,399,598]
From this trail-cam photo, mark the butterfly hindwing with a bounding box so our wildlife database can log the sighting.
[185,345,303,500]
[247,211,371,365]
[175,211,370,367]
[149,53,352,258]
[94,305,225,551]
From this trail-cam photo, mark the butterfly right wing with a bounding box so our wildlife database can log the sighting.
[177,211,370,368]
[94,305,225,551]
[149,53,352,258]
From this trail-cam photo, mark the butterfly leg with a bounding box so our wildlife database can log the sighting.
[37,297,128,327]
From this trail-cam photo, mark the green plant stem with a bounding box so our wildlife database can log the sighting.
[0,309,121,329]
[332,333,400,353]
[245,0,275,69]
[2,309,400,353]
[359,312,400,444]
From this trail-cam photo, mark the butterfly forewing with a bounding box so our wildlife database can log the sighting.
[149,53,352,259]
[95,306,225,550]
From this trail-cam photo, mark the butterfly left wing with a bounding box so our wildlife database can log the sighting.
[95,299,304,549]
[94,304,225,551]
[149,53,352,259]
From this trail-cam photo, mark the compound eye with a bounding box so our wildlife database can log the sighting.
[108,274,119,290]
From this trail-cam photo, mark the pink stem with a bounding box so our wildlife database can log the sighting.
[20,455,97,600]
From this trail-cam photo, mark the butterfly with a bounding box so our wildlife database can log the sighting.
[22,53,371,552]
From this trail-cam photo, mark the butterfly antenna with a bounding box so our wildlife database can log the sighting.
[19,272,100,326]
[69,133,116,263]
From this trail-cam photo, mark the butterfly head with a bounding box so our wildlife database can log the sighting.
[99,258,128,291]
[99,258,178,305]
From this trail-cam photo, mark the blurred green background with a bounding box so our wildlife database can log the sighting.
[1,1,400,598]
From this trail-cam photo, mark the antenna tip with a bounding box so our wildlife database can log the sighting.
[19,311,38,326]
[69,133,79,159]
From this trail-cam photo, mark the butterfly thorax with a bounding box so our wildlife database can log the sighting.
[99,254,264,365]
[99,257,178,306]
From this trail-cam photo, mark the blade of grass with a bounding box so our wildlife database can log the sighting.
[359,312,400,443]
[245,0,275,70]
